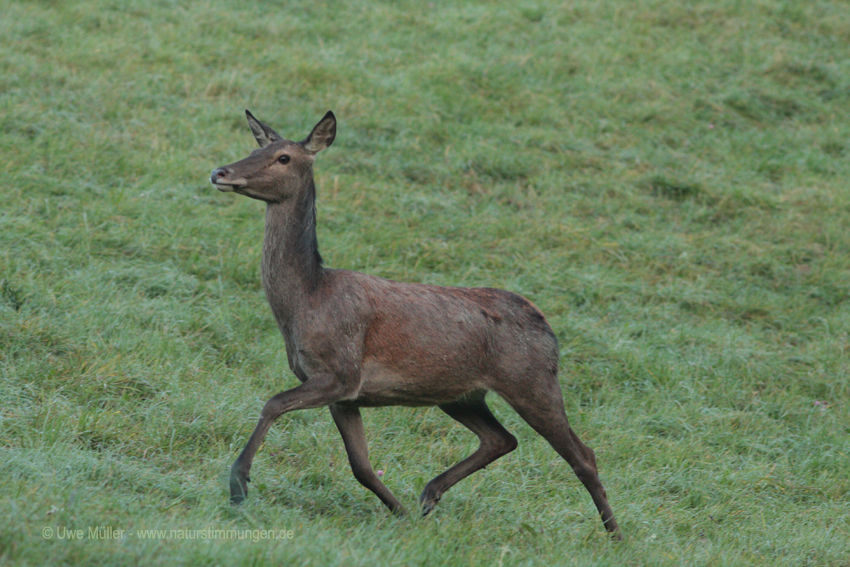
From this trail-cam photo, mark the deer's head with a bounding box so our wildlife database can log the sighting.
[211,111,336,203]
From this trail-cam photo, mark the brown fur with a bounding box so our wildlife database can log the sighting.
[210,111,621,538]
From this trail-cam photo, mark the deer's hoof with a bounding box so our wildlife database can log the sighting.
[419,485,441,516]
[419,494,440,517]
[230,472,249,505]
[391,505,408,518]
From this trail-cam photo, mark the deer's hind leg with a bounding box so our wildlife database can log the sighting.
[420,393,517,516]
[496,375,622,538]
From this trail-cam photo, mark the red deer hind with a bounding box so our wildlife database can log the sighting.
[210,110,621,538]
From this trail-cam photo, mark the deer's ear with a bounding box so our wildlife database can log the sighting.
[245,110,282,148]
[302,111,336,154]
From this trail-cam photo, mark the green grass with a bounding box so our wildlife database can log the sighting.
[2,0,850,564]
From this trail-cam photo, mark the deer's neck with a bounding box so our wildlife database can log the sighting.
[261,181,324,322]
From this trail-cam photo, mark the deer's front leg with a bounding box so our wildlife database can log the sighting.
[329,404,406,515]
[230,373,351,505]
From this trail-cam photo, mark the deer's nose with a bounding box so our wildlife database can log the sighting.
[210,167,230,184]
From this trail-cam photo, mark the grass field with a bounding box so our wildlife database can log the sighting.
[2,0,850,564]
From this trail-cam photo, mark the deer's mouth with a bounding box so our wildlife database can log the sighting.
[212,181,245,192]
[210,177,248,192]
[210,167,248,192]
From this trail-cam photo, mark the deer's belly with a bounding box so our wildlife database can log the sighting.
[351,360,487,407]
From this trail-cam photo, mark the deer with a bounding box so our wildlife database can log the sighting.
[210,110,622,539]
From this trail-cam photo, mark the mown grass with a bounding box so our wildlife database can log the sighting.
[2,0,849,565]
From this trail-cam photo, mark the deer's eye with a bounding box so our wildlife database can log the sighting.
[278,155,291,164]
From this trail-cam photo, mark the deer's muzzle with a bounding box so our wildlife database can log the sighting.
[210,167,247,191]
